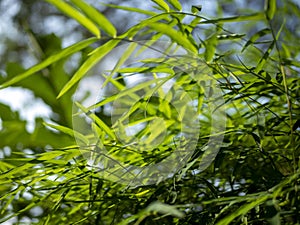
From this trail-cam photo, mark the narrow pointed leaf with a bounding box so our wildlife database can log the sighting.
[43,122,89,145]
[148,22,198,53]
[0,38,97,89]
[265,0,276,20]
[46,0,100,37]
[101,3,157,16]
[166,0,182,11]
[191,5,202,14]
[75,102,116,139]
[242,28,271,52]
[201,12,265,24]
[70,0,116,37]
[151,0,170,12]
[204,34,218,62]
[57,39,120,98]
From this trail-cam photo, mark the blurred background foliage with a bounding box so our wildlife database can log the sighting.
[0,0,299,224]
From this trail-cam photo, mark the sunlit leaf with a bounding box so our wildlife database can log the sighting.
[146,201,185,218]
[151,0,170,12]
[70,0,117,37]
[0,38,97,89]
[265,0,276,20]
[191,5,202,14]
[101,3,157,16]
[46,0,100,37]
[242,28,271,52]
[57,39,120,98]
[166,0,182,11]
[43,122,89,145]
[148,22,198,53]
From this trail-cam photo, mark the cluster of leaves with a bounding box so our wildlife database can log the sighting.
[0,0,299,224]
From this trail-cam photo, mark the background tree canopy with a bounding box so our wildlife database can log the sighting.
[0,0,299,224]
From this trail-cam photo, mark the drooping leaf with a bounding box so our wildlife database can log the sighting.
[43,122,89,145]
[46,0,100,37]
[151,0,170,12]
[57,39,120,98]
[75,102,116,139]
[204,34,218,62]
[191,5,202,14]
[242,28,271,52]
[166,0,182,11]
[0,38,97,89]
[148,22,198,53]
[201,12,265,24]
[100,3,157,16]
[265,0,276,20]
[146,201,185,218]
[70,0,117,37]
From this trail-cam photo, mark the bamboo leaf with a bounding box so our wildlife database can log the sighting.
[151,0,170,12]
[117,67,175,75]
[75,102,116,139]
[0,38,97,89]
[87,77,166,111]
[148,22,198,53]
[57,39,120,98]
[166,0,182,11]
[201,12,265,24]
[191,5,202,14]
[70,0,116,37]
[101,3,157,16]
[46,0,100,37]
[43,122,89,145]
[146,201,185,218]
[265,0,276,20]
[204,34,218,62]
[242,28,271,52]
[216,195,270,225]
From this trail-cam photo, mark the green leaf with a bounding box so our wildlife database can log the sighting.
[151,0,170,12]
[166,0,182,11]
[201,12,265,24]
[242,28,271,52]
[43,122,89,145]
[191,5,202,14]
[57,39,120,98]
[75,102,116,139]
[117,67,174,75]
[254,21,284,73]
[0,163,33,180]
[46,0,100,37]
[265,0,276,20]
[101,3,157,16]
[254,40,275,73]
[205,34,218,62]
[37,150,67,161]
[148,22,198,53]
[70,0,116,37]
[146,201,184,218]
[216,195,270,225]
[0,38,97,89]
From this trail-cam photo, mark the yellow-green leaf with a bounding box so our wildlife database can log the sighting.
[57,39,120,98]
[70,0,116,37]
[148,22,198,53]
[46,0,100,37]
[43,122,89,145]
[0,38,97,89]
[265,0,276,20]
[75,102,116,139]
[167,0,182,11]
[151,0,170,12]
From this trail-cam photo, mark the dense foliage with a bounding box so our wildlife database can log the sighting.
[0,0,299,224]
